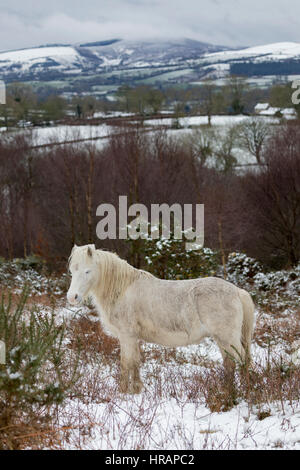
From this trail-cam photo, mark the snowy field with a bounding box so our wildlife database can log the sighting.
[1,113,281,146]
[143,114,280,128]
[0,112,290,172]
[30,123,114,147]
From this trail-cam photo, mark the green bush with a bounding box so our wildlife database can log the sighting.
[0,259,69,297]
[0,289,80,448]
[13,255,46,272]
[142,234,219,280]
[226,252,263,284]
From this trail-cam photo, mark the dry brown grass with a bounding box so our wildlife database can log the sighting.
[0,416,74,450]
[254,309,300,352]
[68,315,120,363]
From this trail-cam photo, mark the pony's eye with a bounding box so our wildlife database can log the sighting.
[85,270,91,275]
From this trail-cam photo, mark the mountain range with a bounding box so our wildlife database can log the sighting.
[1,38,300,94]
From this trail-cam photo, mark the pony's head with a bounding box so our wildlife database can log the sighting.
[67,244,99,305]
[67,244,142,307]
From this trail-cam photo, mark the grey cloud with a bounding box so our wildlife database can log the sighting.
[0,0,300,51]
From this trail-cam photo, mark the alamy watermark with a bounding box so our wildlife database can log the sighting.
[0,80,6,105]
[291,80,300,105]
[0,340,5,364]
[96,196,204,250]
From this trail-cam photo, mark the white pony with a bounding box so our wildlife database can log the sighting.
[67,244,255,393]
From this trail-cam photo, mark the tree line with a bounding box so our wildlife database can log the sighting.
[1,78,299,130]
[0,122,299,271]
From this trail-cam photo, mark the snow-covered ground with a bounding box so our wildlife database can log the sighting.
[2,114,283,151]
[64,395,300,450]
[92,111,136,119]
[30,124,114,147]
[143,114,279,128]
[1,113,285,168]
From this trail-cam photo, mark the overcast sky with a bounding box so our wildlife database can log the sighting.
[0,0,299,52]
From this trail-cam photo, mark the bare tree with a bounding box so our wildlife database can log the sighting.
[199,81,217,126]
[239,118,271,164]
[243,123,300,267]
[187,127,215,167]
[214,126,239,173]
[0,133,38,258]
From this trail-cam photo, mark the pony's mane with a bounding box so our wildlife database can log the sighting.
[69,245,152,307]
[95,249,140,304]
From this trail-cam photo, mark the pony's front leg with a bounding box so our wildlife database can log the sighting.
[120,346,130,393]
[131,342,143,394]
[119,338,143,394]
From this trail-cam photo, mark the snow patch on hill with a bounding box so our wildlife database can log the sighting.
[204,41,300,63]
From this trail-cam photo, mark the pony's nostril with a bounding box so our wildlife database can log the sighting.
[75,294,78,300]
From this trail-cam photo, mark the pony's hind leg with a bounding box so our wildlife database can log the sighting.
[120,350,130,393]
[215,335,244,405]
[131,360,143,394]
[215,335,244,370]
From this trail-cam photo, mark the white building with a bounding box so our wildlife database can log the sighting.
[254,103,269,113]
[254,102,297,119]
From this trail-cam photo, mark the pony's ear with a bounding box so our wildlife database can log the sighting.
[70,244,78,254]
[87,246,93,257]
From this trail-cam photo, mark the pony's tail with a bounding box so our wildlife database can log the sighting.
[239,288,255,365]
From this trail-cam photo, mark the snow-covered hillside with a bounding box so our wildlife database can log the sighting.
[0,46,85,74]
[1,39,300,91]
[200,42,300,79]
[205,42,300,63]
[0,38,226,80]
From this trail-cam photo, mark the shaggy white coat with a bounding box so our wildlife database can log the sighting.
[67,244,255,393]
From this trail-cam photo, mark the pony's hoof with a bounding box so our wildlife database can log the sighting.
[120,380,130,394]
[131,381,143,394]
